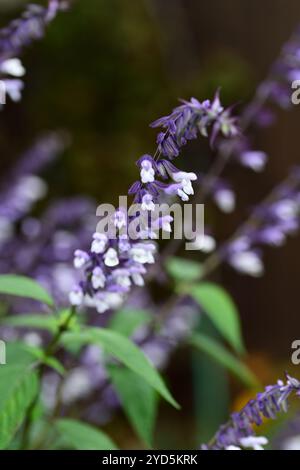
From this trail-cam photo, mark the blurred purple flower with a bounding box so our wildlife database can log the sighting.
[0,1,67,62]
[0,1,68,104]
[225,168,300,276]
[0,132,69,227]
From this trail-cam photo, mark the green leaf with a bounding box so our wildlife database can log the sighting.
[189,333,258,388]
[0,275,54,307]
[109,365,157,446]
[22,345,65,375]
[42,357,65,375]
[192,348,230,442]
[166,257,203,283]
[109,308,152,337]
[0,365,39,449]
[190,283,244,354]
[192,315,230,442]
[55,419,118,450]
[2,314,57,333]
[6,342,37,367]
[5,342,64,374]
[62,328,179,409]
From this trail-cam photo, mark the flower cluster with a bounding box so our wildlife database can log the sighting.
[225,168,300,277]
[202,375,300,450]
[209,24,300,179]
[70,93,239,313]
[24,197,95,305]
[0,195,96,308]
[150,93,239,157]
[0,0,67,104]
[189,26,300,277]
[261,25,300,109]
[0,132,68,246]
[0,132,96,307]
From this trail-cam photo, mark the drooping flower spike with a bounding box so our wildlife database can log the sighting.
[0,1,68,104]
[150,92,239,158]
[0,132,95,306]
[0,1,67,61]
[261,25,300,109]
[202,374,300,450]
[224,168,300,277]
[0,132,68,228]
[209,23,300,178]
[70,93,239,313]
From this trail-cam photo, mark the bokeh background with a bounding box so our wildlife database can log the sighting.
[1,0,300,449]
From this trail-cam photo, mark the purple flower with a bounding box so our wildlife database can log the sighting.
[0,1,67,62]
[203,375,300,450]
[224,168,300,277]
[213,185,236,214]
[74,250,90,269]
[151,91,239,159]
[137,155,156,184]
[71,92,239,312]
[228,249,264,277]
[0,132,69,225]
[197,172,236,213]
[239,150,268,172]
[257,226,286,246]
[0,193,96,307]
[0,1,68,104]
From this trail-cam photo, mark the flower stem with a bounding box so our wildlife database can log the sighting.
[20,306,76,450]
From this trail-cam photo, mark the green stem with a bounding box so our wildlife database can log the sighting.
[20,306,76,450]
[44,306,76,358]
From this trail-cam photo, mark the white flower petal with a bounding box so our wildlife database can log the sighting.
[1,58,26,77]
[104,247,119,267]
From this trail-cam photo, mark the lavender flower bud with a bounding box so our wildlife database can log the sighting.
[228,250,264,277]
[239,151,268,172]
[213,187,236,214]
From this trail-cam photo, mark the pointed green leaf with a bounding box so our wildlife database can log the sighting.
[55,419,118,450]
[42,357,65,375]
[189,333,258,388]
[190,283,244,354]
[62,328,179,409]
[109,365,157,446]
[3,314,57,333]
[5,342,64,374]
[0,275,54,307]
[6,342,37,367]
[0,365,39,449]
[166,257,203,283]
[109,308,152,337]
